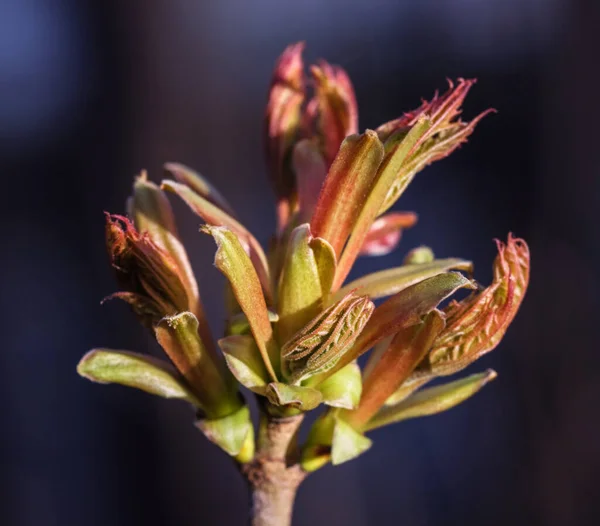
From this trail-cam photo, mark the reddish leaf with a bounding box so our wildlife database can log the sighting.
[358,212,417,257]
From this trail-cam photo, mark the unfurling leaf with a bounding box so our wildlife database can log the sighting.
[155,312,239,419]
[358,212,417,257]
[264,41,305,224]
[345,310,445,430]
[308,60,359,167]
[376,79,494,214]
[424,235,529,376]
[161,180,272,301]
[163,162,236,217]
[202,226,279,382]
[77,349,201,406]
[278,224,336,343]
[316,362,362,409]
[365,370,497,431]
[281,293,374,383]
[293,139,328,223]
[333,257,473,302]
[265,382,323,411]
[310,131,384,258]
[104,214,192,326]
[333,118,431,290]
[196,404,254,457]
[311,272,474,385]
[219,335,269,394]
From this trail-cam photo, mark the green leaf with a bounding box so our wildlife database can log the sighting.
[163,162,236,217]
[218,335,269,394]
[309,235,336,301]
[333,118,431,290]
[332,258,473,302]
[277,224,326,344]
[311,130,384,258]
[162,179,272,302]
[310,272,474,385]
[404,246,435,264]
[265,382,323,411]
[331,418,372,465]
[365,370,497,431]
[201,226,279,382]
[226,310,279,336]
[345,310,445,429]
[155,312,239,418]
[77,349,201,406]
[196,404,254,456]
[301,412,335,472]
[316,362,362,409]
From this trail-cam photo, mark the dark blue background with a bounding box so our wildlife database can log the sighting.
[1,1,599,525]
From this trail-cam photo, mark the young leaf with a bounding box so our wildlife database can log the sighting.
[365,370,497,431]
[316,362,362,409]
[359,211,417,257]
[404,246,435,264]
[309,60,359,167]
[155,312,239,418]
[218,335,269,394]
[293,139,328,223]
[163,162,236,217]
[333,118,431,290]
[426,235,529,376]
[196,404,254,456]
[331,418,372,465]
[310,272,474,385]
[77,349,201,407]
[201,226,279,381]
[226,311,279,336]
[162,180,272,302]
[281,293,374,383]
[345,310,445,430]
[277,224,326,345]
[333,258,473,302]
[310,131,384,258]
[265,382,323,411]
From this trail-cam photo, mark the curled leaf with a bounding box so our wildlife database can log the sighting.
[425,235,529,376]
[202,226,279,382]
[365,370,497,431]
[265,382,322,411]
[404,246,435,265]
[77,349,201,406]
[281,293,374,383]
[333,257,473,302]
[155,312,239,418]
[376,79,494,214]
[359,212,417,257]
[219,335,269,394]
[309,60,359,167]
[316,362,362,409]
[161,180,272,302]
[310,130,385,258]
[196,404,254,456]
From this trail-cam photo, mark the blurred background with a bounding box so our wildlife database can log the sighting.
[1,0,599,525]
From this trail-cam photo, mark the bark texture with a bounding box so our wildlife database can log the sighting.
[242,413,307,526]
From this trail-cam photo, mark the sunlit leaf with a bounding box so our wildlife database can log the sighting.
[331,417,372,465]
[162,180,272,302]
[201,226,279,382]
[311,131,384,258]
[365,370,497,431]
[316,362,362,409]
[345,310,445,429]
[219,335,269,394]
[333,258,473,302]
[155,312,239,418]
[77,349,201,406]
